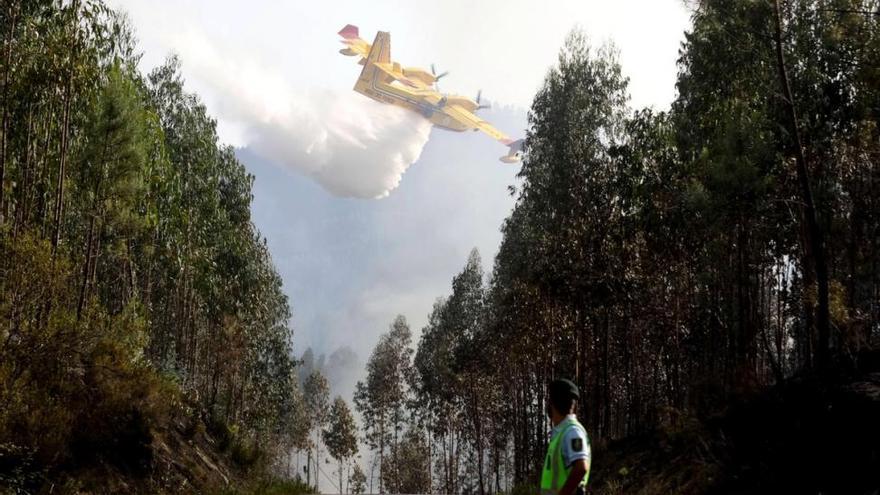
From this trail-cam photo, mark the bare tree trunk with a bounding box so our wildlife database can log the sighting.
[772,0,831,370]
[52,0,80,255]
[0,0,19,223]
[51,80,71,255]
[76,213,96,319]
[306,447,312,487]
[35,100,53,237]
[14,105,34,237]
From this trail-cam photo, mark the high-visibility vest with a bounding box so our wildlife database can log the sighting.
[540,416,589,495]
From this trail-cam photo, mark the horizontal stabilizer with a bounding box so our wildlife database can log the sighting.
[500,138,524,163]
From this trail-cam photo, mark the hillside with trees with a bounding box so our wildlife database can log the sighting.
[0,1,314,492]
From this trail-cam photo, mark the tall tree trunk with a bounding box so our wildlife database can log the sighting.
[51,96,70,251]
[76,213,96,319]
[52,0,79,255]
[14,105,34,236]
[772,0,831,370]
[36,101,53,237]
[306,448,312,487]
[0,0,19,223]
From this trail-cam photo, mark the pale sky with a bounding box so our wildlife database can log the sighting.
[111,0,691,143]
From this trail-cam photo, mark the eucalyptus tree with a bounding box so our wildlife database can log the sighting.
[323,396,358,493]
[354,315,414,493]
[349,463,367,495]
[303,369,330,490]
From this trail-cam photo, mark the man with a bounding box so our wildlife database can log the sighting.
[540,379,591,495]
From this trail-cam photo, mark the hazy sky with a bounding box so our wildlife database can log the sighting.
[108,0,692,399]
[110,0,691,141]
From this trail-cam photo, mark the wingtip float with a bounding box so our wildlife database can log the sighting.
[338,24,523,164]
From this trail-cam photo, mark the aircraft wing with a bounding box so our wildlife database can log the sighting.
[371,63,430,89]
[443,104,509,142]
[444,104,524,163]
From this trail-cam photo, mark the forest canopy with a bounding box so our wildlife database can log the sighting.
[0,1,306,490]
[353,1,880,494]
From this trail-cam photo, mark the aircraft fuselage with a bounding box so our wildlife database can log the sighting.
[354,68,473,132]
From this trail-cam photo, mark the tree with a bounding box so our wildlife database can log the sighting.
[402,9,880,490]
[0,1,306,489]
[771,0,830,369]
[381,426,432,494]
[354,315,414,493]
[303,369,330,490]
[323,396,358,493]
[349,463,367,495]
[73,63,147,319]
[412,249,493,494]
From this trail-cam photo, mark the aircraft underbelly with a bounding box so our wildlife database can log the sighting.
[355,84,470,131]
[433,124,467,132]
[431,117,468,132]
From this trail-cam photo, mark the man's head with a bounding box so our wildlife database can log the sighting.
[547,378,580,419]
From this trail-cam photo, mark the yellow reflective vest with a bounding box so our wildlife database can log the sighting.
[540,416,589,495]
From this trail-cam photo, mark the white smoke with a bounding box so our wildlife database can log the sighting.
[171,30,433,199]
[244,92,433,198]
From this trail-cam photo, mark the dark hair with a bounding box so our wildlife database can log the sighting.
[550,394,576,415]
[548,379,579,414]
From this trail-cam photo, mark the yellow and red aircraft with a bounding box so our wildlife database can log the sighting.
[338,24,523,163]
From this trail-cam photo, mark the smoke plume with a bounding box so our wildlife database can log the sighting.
[244,91,433,198]
[174,30,433,198]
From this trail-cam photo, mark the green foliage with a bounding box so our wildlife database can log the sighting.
[354,315,414,492]
[380,427,431,494]
[322,396,358,491]
[230,437,264,469]
[223,476,317,495]
[301,369,329,489]
[0,235,179,487]
[348,463,367,494]
[404,5,880,492]
[0,1,305,491]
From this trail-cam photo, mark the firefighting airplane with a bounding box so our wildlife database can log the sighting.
[338,25,523,163]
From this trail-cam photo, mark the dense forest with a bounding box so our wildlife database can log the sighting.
[351,1,880,494]
[2,0,880,494]
[0,1,315,492]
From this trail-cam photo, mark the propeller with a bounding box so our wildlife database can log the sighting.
[430,63,449,89]
[475,89,490,111]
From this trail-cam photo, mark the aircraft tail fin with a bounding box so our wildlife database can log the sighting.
[353,30,391,89]
[365,31,391,66]
[499,138,524,163]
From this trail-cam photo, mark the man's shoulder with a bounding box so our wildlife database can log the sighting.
[562,423,590,451]
[563,423,588,440]
[560,422,591,463]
